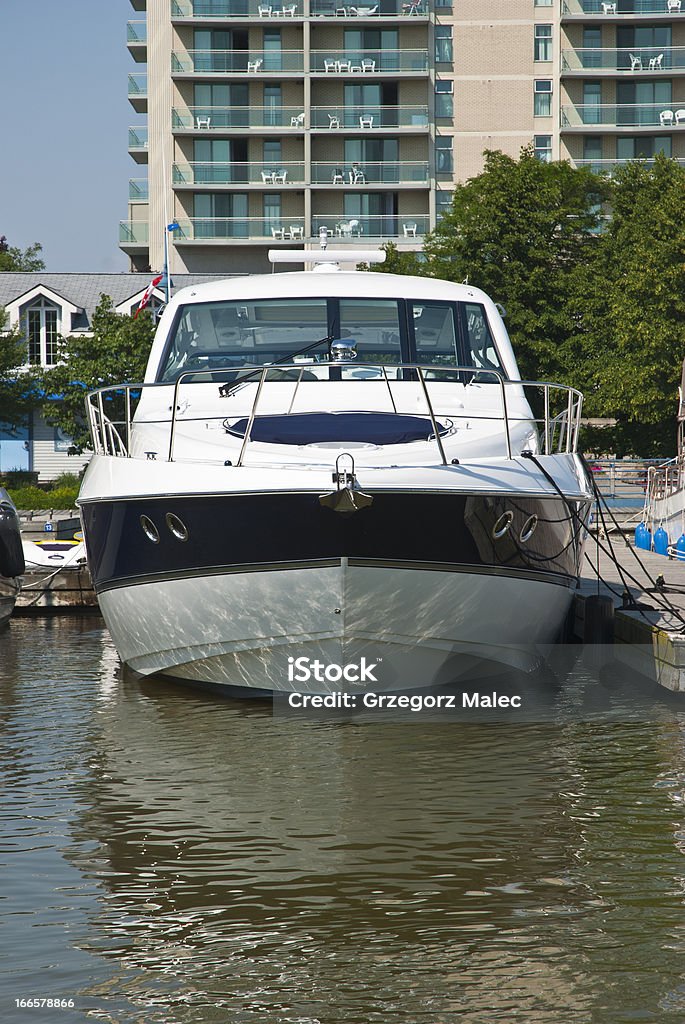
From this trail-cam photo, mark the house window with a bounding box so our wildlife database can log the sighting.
[534,25,552,62]
[435,80,454,118]
[534,135,553,162]
[435,26,453,63]
[25,299,59,366]
[436,135,453,173]
[534,79,552,116]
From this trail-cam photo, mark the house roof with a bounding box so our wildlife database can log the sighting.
[0,272,233,330]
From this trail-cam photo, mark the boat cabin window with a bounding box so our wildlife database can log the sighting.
[159,298,329,382]
[411,302,458,367]
[464,303,503,372]
[338,299,401,363]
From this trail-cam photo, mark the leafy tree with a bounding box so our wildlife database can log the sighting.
[42,295,156,452]
[570,155,685,456]
[0,307,39,429]
[420,148,609,383]
[363,241,425,277]
[0,238,45,273]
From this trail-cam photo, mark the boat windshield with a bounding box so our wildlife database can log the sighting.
[157,295,505,382]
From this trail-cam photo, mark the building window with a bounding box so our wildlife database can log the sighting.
[436,189,453,219]
[435,26,453,63]
[435,80,454,118]
[534,25,552,62]
[534,135,552,162]
[436,136,453,174]
[534,0,553,5]
[534,80,552,116]
[25,300,59,366]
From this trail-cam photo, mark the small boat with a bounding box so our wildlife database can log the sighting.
[0,488,25,626]
[78,249,593,694]
[22,538,87,569]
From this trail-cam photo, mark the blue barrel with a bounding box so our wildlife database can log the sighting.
[635,522,649,550]
[653,526,669,556]
[676,534,685,561]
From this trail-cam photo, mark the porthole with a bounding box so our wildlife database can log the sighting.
[140,515,160,544]
[520,515,538,543]
[166,512,189,542]
[492,511,514,539]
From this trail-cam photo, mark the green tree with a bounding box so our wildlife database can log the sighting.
[571,155,685,456]
[421,148,609,382]
[0,239,45,273]
[42,295,156,452]
[0,307,39,429]
[363,241,425,277]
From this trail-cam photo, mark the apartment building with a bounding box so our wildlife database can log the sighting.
[122,0,685,274]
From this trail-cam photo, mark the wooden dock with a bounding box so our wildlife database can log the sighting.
[15,565,100,614]
[576,534,685,692]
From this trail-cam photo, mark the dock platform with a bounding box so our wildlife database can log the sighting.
[577,535,685,692]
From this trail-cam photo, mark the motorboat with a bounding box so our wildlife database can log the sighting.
[78,250,593,694]
[22,538,87,569]
[0,487,25,627]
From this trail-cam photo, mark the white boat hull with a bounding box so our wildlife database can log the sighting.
[98,561,574,693]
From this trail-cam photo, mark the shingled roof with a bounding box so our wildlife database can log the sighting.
[0,272,232,331]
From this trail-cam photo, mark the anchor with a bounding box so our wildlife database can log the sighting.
[319,453,374,514]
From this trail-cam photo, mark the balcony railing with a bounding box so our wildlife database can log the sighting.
[562,0,683,14]
[119,221,150,244]
[562,46,685,71]
[172,0,301,15]
[173,161,306,183]
[175,217,306,239]
[172,216,428,240]
[310,49,429,72]
[310,104,429,127]
[127,20,147,42]
[310,0,428,14]
[561,101,685,126]
[129,179,149,201]
[310,160,430,183]
[311,214,429,237]
[173,105,306,128]
[574,156,685,171]
[171,0,429,15]
[172,49,305,73]
[128,73,147,97]
[128,126,149,149]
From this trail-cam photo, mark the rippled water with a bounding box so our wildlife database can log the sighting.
[3,618,685,1022]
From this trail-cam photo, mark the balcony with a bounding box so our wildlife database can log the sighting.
[175,217,306,240]
[128,73,148,112]
[128,126,149,162]
[130,0,146,10]
[172,49,305,73]
[172,0,302,16]
[311,214,429,238]
[127,20,147,61]
[173,161,306,184]
[561,101,685,127]
[119,221,150,245]
[562,0,683,16]
[561,46,685,72]
[310,105,429,128]
[310,49,429,73]
[173,105,306,129]
[129,179,149,201]
[172,216,428,240]
[310,0,429,16]
[311,160,430,184]
[573,156,685,171]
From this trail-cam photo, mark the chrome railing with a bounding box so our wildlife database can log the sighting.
[85,364,584,466]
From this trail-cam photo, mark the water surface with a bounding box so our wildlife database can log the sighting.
[2,618,685,1022]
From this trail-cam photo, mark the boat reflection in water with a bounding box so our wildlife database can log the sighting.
[68,657,606,1022]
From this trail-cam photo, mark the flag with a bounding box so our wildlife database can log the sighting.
[134,273,163,318]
